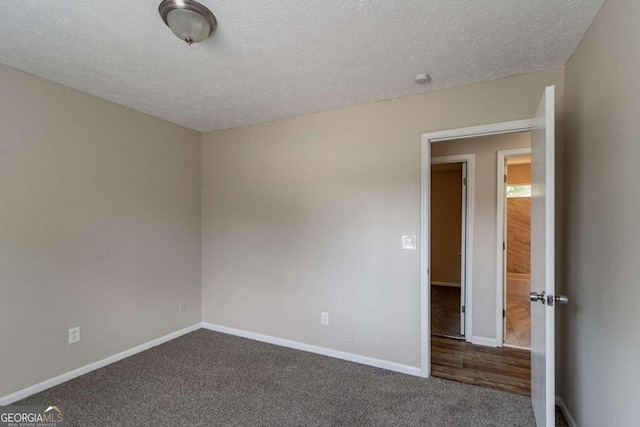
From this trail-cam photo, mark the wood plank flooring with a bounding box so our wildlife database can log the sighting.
[505,294,532,348]
[431,335,531,396]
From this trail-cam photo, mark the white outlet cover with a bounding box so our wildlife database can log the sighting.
[68,327,80,344]
[321,312,329,325]
[402,235,417,250]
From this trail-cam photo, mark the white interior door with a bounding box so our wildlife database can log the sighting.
[460,163,467,336]
[530,86,556,427]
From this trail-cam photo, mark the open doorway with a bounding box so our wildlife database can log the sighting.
[421,86,559,423]
[426,131,532,397]
[500,154,532,349]
[430,160,468,340]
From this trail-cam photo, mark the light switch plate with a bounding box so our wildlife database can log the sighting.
[402,235,417,250]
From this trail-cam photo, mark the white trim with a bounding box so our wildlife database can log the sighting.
[0,323,202,406]
[503,343,530,351]
[424,119,536,143]
[201,322,421,377]
[430,154,475,165]
[1,321,423,406]
[420,135,431,377]
[470,336,498,347]
[556,396,578,427]
[421,119,535,378]
[460,161,467,336]
[430,153,475,342]
[496,147,531,347]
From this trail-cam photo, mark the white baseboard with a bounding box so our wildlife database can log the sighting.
[431,281,461,288]
[470,336,498,347]
[502,343,530,351]
[1,321,429,406]
[0,323,201,406]
[556,396,578,427]
[201,322,422,377]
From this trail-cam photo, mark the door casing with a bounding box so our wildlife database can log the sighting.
[496,147,532,347]
[420,119,536,377]
[430,155,473,339]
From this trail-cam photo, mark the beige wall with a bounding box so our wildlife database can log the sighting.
[430,165,463,285]
[563,0,640,424]
[0,63,566,397]
[202,69,564,367]
[0,65,203,397]
[431,132,531,334]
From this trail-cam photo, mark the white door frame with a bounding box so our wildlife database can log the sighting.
[431,155,474,339]
[496,147,532,347]
[420,118,536,377]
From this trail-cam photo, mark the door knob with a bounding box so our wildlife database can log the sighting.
[529,291,569,306]
[529,291,545,303]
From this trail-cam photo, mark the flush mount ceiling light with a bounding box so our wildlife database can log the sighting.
[158,0,217,45]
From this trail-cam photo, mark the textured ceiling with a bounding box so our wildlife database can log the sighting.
[0,0,603,132]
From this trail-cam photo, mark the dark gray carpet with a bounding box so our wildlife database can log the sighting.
[431,285,463,338]
[556,407,570,427]
[16,329,538,426]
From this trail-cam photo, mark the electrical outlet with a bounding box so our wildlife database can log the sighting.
[321,312,329,325]
[68,327,80,344]
[402,235,417,250]
[179,300,186,312]
[345,329,353,343]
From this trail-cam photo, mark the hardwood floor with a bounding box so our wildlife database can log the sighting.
[431,335,531,396]
[505,294,531,348]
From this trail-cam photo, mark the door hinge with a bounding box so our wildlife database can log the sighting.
[461,305,466,314]
[504,174,507,183]
[503,242,506,251]
[503,309,506,318]
[463,177,467,186]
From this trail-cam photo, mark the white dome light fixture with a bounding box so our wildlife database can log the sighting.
[159,0,217,45]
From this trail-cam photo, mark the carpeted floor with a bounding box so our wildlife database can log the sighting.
[431,285,463,338]
[16,329,538,426]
